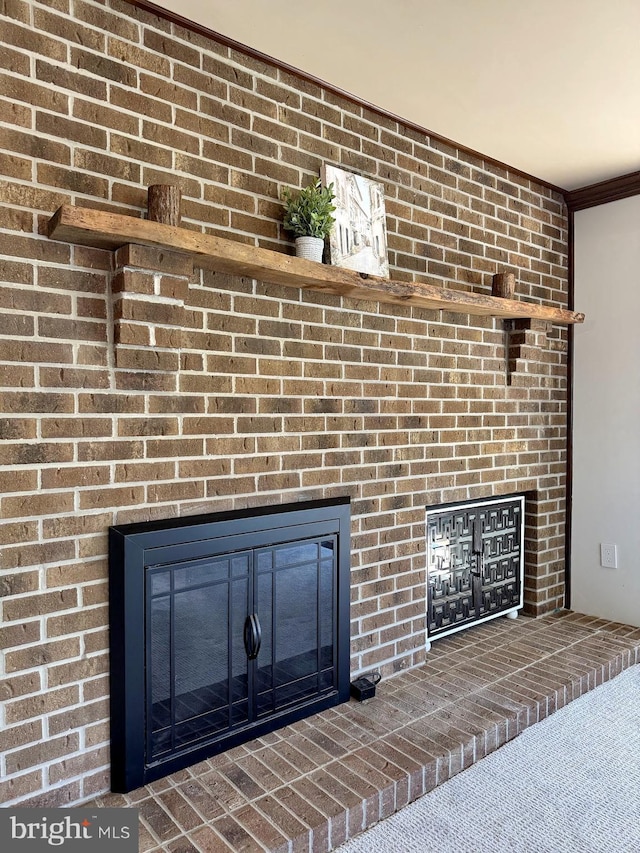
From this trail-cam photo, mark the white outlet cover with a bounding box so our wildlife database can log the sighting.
[600,543,618,569]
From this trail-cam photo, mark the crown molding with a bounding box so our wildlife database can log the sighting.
[565,170,640,212]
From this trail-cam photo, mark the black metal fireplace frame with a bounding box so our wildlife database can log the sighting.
[109,497,351,793]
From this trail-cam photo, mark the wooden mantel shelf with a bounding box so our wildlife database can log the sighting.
[47,205,585,325]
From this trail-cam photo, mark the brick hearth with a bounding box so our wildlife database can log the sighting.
[87,612,640,852]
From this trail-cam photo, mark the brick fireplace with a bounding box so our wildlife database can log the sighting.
[1,0,569,807]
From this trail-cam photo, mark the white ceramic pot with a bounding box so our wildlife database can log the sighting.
[295,236,324,262]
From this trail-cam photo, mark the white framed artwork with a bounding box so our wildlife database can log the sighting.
[322,165,389,277]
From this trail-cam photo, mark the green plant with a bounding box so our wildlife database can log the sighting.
[281,179,336,239]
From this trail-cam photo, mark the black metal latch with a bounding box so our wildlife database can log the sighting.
[470,517,484,578]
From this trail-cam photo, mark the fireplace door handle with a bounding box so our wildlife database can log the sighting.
[470,518,484,578]
[244,614,262,660]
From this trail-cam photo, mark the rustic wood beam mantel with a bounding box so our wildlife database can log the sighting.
[47,205,585,325]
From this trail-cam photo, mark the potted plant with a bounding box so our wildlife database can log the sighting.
[281,178,336,262]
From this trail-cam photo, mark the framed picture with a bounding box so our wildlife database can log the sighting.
[322,165,389,278]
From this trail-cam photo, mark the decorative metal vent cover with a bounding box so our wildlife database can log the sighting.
[426,494,524,641]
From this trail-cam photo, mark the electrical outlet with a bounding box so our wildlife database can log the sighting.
[600,543,618,569]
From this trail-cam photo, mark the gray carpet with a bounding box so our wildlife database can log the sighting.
[338,666,640,852]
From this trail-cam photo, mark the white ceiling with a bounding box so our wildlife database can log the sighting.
[151,0,640,191]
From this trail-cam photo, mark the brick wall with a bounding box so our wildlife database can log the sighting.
[0,0,569,806]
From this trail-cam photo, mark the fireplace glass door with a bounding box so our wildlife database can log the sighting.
[255,538,336,716]
[146,551,251,762]
[145,536,337,764]
[109,498,350,792]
